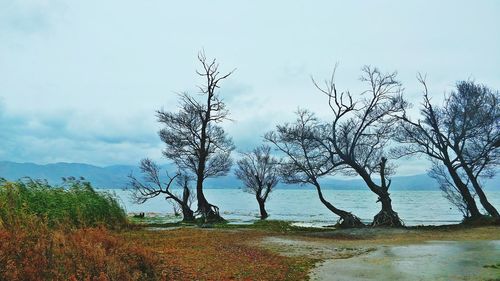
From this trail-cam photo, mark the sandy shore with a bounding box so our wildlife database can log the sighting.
[259,226,500,281]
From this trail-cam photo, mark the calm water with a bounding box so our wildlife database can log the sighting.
[106,189,500,226]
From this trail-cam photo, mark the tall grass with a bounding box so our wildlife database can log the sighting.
[0,226,160,281]
[0,178,127,230]
[0,179,163,281]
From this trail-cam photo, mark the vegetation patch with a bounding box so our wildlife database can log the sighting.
[483,264,500,269]
[0,179,127,229]
[0,180,317,280]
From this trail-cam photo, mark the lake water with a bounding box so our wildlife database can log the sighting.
[106,189,500,226]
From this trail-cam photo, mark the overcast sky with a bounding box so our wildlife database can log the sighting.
[0,0,499,175]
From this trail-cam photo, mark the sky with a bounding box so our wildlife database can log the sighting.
[0,0,499,176]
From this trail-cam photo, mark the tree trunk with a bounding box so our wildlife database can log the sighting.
[372,192,403,227]
[196,187,224,223]
[195,90,225,223]
[351,162,403,227]
[445,164,482,218]
[460,164,499,219]
[473,185,500,219]
[313,182,364,228]
[181,204,195,222]
[196,163,225,223]
[180,181,195,222]
[257,198,268,220]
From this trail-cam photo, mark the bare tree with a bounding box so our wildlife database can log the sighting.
[156,52,235,222]
[394,75,482,219]
[129,159,195,222]
[313,66,406,227]
[235,145,279,219]
[265,110,364,227]
[443,81,499,219]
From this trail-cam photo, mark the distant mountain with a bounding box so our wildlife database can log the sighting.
[0,161,140,188]
[204,173,443,190]
[0,161,496,190]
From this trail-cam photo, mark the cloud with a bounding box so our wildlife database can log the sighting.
[0,100,164,165]
[0,0,66,35]
[0,0,498,176]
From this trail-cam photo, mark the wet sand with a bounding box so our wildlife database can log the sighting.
[259,227,500,281]
[311,240,500,281]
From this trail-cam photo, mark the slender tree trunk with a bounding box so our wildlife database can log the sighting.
[312,182,364,228]
[459,163,499,219]
[257,198,268,220]
[180,182,195,222]
[471,180,500,219]
[444,164,482,219]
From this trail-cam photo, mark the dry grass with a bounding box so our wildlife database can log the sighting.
[0,224,316,281]
[121,228,316,281]
[0,226,159,281]
[2,219,498,280]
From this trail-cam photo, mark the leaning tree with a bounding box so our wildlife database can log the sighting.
[395,77,498,220]
[443,81,499,219]
[129,159,195,221]
[428,161,473,218]
[265,110,364,227]
[235,145,280,219]
[156,52,235,222]
[313,66,406,227]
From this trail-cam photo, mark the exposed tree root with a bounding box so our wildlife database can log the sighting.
[197,203,226,223]
[371,210,404,227]
[336,213,365,228]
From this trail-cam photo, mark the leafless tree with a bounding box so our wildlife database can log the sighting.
[313,66,406,227]
[394,75,487,220]
[265,110,364,227]
[235,145,279,219]
[443,81,499,219]
[129,159,195,222]
[156,51,235,222]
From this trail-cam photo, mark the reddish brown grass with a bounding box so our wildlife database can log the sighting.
[0,225,160,281]
[122,228,314,281]
[0,225,314,281]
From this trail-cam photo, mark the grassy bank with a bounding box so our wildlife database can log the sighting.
[0,179,158,281]
[1,180,499,280]
[0,180,315,281]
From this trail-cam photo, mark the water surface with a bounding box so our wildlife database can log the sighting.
[311,240,500,281]
[107,189,500,226]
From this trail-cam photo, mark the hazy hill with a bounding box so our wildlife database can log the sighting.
[0,161,496,191]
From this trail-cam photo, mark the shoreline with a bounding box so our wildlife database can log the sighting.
[254,225,500,280]
[126,220,500,280]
